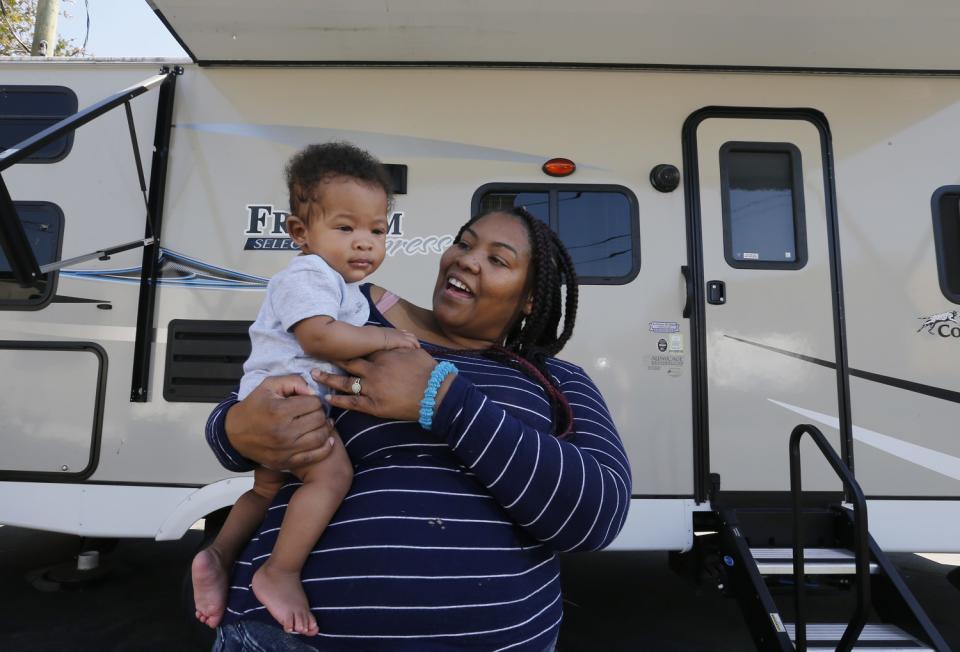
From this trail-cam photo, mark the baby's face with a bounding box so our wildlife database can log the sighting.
[292,177,388,283]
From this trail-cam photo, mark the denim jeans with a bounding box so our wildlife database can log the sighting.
[213,621,558,651]
[213,621,317,652]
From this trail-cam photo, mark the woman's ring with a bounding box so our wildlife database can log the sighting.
[350,377,362,395]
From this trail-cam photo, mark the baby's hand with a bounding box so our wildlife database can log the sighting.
[383,328,420,350]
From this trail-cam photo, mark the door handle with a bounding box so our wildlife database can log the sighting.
[707,280,726,305]
[681,265,694,318]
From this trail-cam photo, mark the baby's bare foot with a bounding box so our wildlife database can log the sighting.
[192,547,228,629]
[252,562,318,636]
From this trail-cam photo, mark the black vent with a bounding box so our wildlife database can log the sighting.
[163,320,252,402]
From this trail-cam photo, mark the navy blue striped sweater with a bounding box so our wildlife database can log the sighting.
[205,292,631,651]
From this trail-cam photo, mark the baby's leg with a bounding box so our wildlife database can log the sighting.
[193,467,288,629]
[252,438,353,636]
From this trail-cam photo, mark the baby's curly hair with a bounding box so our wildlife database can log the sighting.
[285,142,394,221]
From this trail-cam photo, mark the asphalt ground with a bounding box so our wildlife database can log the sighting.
[0,524,957,651]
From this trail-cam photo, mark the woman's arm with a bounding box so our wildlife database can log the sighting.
[431,362,631,552]
[205,375,339,472]
[316,352,631,552]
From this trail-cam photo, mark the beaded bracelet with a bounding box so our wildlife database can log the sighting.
[419,361,458,430]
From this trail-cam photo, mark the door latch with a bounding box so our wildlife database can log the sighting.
[707,280,726,305]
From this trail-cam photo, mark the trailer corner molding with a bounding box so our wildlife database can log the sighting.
[243,204,453,257]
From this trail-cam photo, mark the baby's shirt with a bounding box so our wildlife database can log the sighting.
[238,254,370,400]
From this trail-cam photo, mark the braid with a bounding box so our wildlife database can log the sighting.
[451,207,579,437]
[491,346,575,439]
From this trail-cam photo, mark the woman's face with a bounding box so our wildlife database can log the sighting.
[431,212,533,348]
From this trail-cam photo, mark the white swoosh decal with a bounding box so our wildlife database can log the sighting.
[769,399,960,482]
[177,123,608,170]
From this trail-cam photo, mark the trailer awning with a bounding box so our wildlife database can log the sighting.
[148,0,960,72]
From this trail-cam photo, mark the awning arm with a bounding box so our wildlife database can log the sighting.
[39,237,156,274]
[0,72,169,172]
[0,68,179,289]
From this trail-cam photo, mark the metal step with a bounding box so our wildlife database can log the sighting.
[784,623,933,650]
[751,547,879,575]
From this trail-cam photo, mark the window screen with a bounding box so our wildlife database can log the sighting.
[931,186,960,304]
[0,202,63,308]
[719,142,807,270]
[474,184,639,284]
[0,86,77,163]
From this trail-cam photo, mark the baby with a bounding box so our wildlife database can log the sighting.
[192,142,418,635]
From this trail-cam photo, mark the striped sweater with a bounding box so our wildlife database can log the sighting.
[205,290,632,651]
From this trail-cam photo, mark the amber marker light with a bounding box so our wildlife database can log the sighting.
[542,158,576,177]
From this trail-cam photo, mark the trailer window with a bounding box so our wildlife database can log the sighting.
[719,142,807,270]
[0,202,63,309]
[0,86,77,163]
[931,187,960,304]
[473,184,639,284]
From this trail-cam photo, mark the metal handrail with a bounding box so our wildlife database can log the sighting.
[790,424,870,652]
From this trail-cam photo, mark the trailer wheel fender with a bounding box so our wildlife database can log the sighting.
[155,477,253,541]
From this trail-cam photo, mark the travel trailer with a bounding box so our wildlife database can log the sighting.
[0,1,957,649]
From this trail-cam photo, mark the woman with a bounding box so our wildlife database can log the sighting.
[205,208,631,651]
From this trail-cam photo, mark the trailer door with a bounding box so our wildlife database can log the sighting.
[687,113,846,495]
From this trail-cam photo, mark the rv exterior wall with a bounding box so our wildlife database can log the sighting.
[0,62,957,550]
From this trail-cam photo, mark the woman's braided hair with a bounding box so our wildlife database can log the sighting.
[451,207,579,437]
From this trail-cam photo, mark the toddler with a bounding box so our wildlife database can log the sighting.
[191,142,417,636]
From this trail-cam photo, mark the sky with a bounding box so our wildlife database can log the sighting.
[57,0,187,58]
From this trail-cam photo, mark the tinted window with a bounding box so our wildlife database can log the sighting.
[475,185,639,284]
[558,191,633,279]
[478,191,549,224]
[0,86,77,162]
[0,202,63,308]
[720,142,807,269]
[931,187,960,304]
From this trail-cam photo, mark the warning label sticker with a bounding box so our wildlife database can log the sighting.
[649,321,680,333]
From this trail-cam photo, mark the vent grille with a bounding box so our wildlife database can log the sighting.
[163,320,252,402]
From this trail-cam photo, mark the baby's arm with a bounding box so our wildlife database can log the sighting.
[293,316,419,361]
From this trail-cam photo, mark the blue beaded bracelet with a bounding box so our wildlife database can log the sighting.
[419,361,458,430]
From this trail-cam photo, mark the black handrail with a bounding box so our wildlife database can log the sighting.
[790,424,870,651]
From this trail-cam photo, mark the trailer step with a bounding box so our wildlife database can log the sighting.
[784,623,932,650]
[751,547,879,575]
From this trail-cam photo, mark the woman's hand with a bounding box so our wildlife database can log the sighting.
[225,375,338,470]
[314,348,452,422]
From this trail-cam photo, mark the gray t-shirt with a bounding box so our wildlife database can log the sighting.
[238,254,370,400]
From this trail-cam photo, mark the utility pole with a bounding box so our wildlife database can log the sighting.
[31,0,61,56]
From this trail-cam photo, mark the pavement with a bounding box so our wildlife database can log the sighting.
[0,524,957,651]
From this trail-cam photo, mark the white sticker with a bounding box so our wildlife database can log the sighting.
[785,252,792,259]
[649,321,680,333]
[668,333,684,352]
[647,354,684,372]
[770,613,786,633]
[742,252,760,260]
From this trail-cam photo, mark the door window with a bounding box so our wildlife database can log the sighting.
[931,186,960,303]
[719,142,807,270]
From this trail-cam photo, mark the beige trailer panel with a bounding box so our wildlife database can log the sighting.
[2,63,959,537]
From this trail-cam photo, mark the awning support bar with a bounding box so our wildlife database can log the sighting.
[0,72,168,172]
[123,100,154,236]
[39,237,155,274]
[0,69,177,289]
